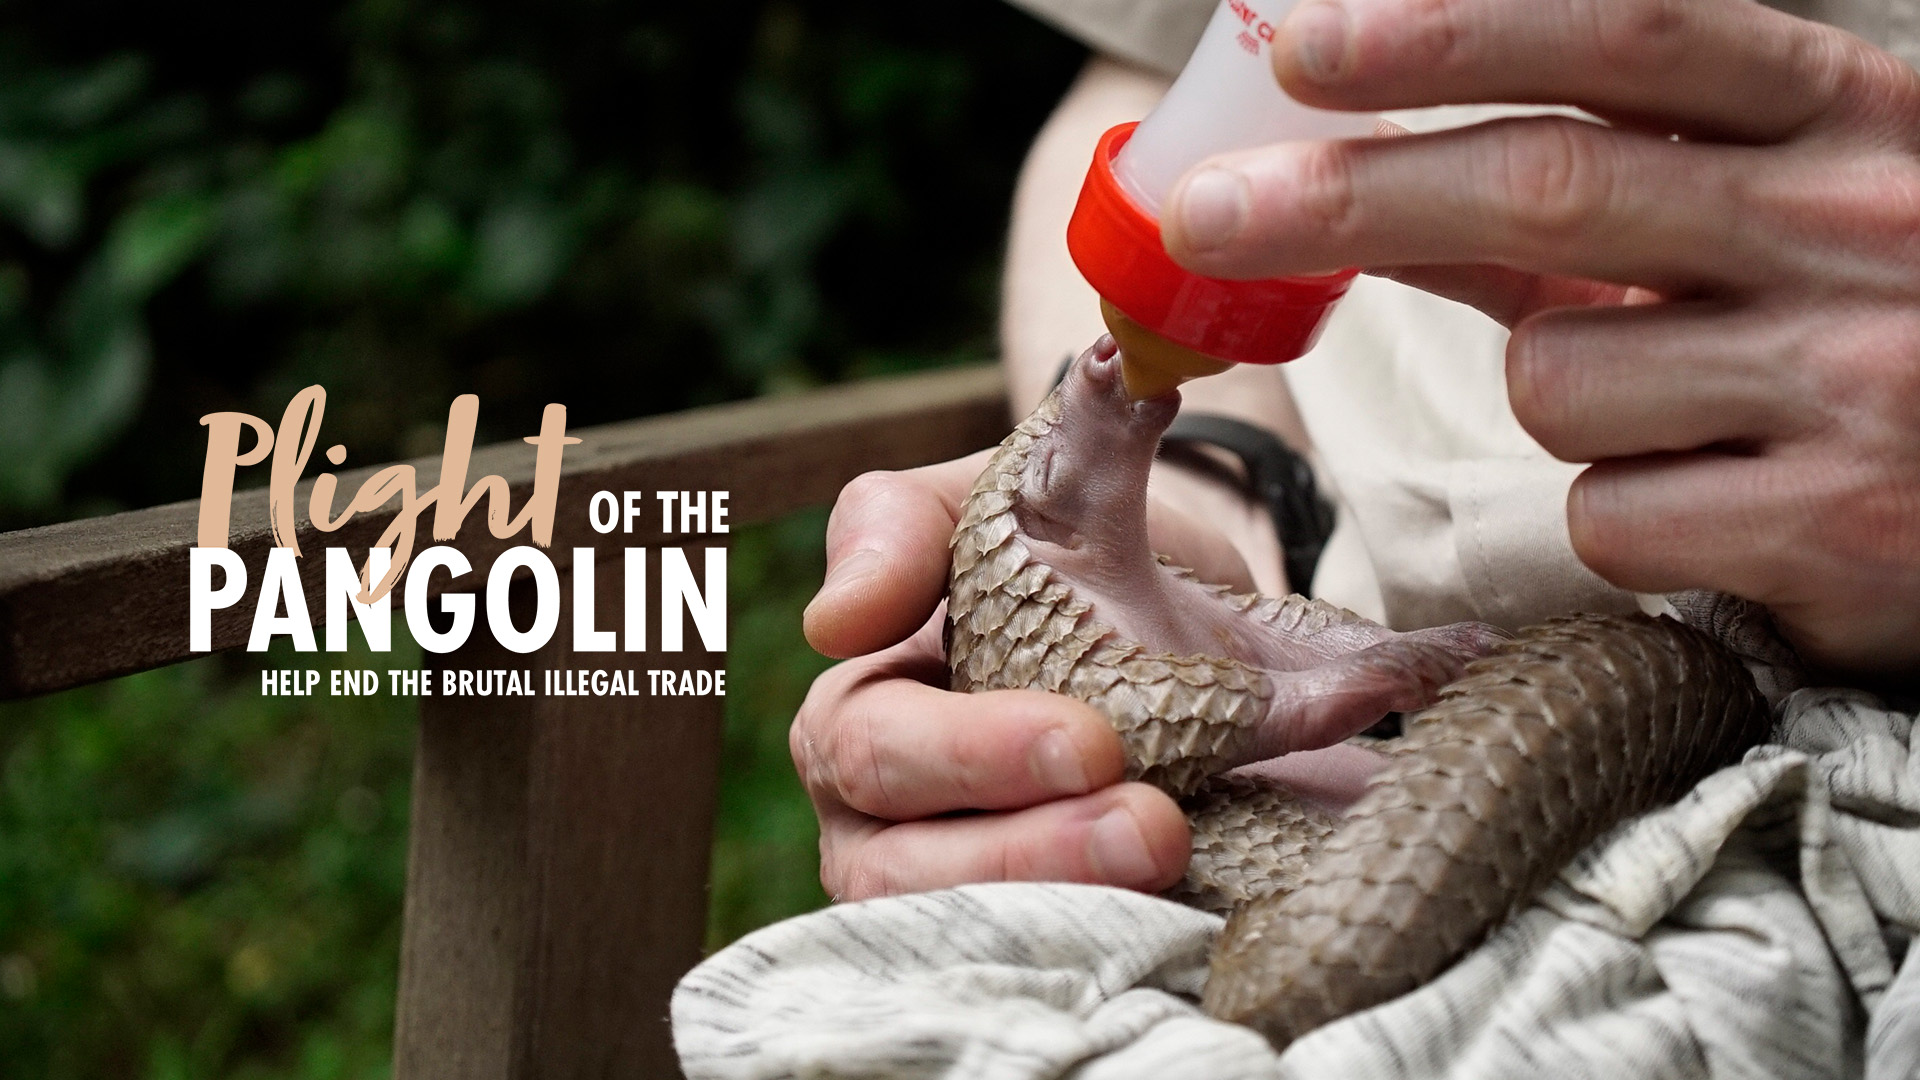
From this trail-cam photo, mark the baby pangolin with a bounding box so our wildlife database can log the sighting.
[946,338,1769,1050]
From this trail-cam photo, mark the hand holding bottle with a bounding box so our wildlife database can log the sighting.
[1160,0,1920,677]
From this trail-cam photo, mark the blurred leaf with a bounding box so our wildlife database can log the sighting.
[0,351,58,507]
[464,200,569,305]
[0,145,85,248]
[102,193,214,299]
[40,55,148,130]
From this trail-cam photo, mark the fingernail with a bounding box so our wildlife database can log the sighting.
[1175,168,1251,253]
[1289,2,1353,83]
[1089,807,1159,886]
[1029,729,1091,794]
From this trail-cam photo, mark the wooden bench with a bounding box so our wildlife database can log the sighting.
[0,364,1010,1079]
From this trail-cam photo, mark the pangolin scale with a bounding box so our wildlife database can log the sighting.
[946,340,1770,1051]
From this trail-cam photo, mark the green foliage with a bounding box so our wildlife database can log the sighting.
[0,54,213,511]
[0,642,414,1080]
[710,508,835,947]
[0,1,1085,1072]
[0,0,1081,526]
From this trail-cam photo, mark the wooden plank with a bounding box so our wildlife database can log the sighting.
[390,589,537,1079]
[394,552,726,1079]
[0,364,1008,698]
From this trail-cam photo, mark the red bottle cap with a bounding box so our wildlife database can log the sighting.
[1066,122,1357,366]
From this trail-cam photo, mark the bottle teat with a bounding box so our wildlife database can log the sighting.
[1064,0,1377,397]
[1101,299,1233,400]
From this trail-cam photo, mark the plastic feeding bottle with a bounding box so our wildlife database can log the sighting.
[1067,0,1376,400]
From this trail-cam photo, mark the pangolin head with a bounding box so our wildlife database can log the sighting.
[1011,335,1179,552]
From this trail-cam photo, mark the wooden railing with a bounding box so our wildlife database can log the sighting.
[0,364,1011,1079]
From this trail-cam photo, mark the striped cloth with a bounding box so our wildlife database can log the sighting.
[673,596,1920,1079]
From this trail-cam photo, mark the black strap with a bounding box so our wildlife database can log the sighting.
[1047,355,1338,594]
[1162,413,1335,595]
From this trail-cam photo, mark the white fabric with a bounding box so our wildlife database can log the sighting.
[1288,257,1644,630]
[1282,103,1644,629]
[671,600,1920,1079]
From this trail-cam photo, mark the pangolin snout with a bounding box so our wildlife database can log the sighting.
[1062,336,1180,445]
[1011,336,1176,545]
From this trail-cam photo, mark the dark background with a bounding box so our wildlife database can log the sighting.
[0,1,1086,1075]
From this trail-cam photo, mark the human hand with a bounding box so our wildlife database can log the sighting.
[794,450,1258,901]
[1159,0,1920,677]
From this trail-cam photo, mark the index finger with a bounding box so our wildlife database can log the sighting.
[1270,0,1920,144]
[1164,118,1760,291]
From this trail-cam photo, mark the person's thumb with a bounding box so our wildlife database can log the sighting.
[804,452,988,659]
